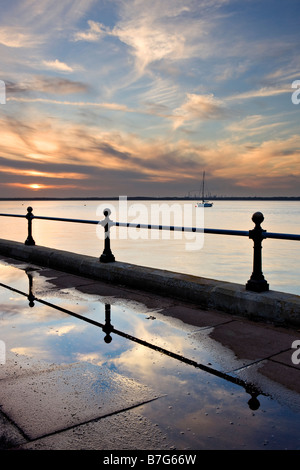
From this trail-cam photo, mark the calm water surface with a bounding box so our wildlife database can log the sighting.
[0,199,299,295]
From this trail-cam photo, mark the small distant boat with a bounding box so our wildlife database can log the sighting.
[197,200,213,207]
[196,171,213,207]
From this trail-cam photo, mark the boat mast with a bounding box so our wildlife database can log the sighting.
[202,171,205,202]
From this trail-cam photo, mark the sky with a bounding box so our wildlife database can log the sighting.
[0,0,299,198]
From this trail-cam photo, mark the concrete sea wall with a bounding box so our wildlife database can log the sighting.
[0,238,299,328]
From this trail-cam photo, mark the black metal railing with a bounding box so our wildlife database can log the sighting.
[0,206,299,293]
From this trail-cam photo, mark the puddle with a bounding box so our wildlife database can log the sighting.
[0,259,299,450]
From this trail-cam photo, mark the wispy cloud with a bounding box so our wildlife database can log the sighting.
[42,59,74,73]
[0,0,95,49]
[7,96,135,112]
[211,134,300,189]
[0,167,88,180]
[226,85,292,101]
[73,20,109,42]
[6,76,89,95]
[73,0,226,76]
[0,26,40,48]
[226,115,286,139]
[172,93,229,129]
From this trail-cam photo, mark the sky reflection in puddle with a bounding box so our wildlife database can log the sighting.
[0,260,299,450]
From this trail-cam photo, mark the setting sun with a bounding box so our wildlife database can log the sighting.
[29,184,44,190]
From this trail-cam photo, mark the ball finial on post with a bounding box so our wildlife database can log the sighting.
[246,212,269,292]
[99,208,115,263]
[252,211,264,226]
[25,206,35,246]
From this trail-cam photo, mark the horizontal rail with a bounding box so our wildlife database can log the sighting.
[35,215,100,224]
[0,213,99,225]
[114,221,249,236]
[1,212,299,240]
[263,232,300,241]
[0,213,26,218]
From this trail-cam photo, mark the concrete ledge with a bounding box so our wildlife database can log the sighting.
[0,238,299,328]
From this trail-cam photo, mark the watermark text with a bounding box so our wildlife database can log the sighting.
[291,340,300,365]
[96,196,204,251]
[291,80,300,105]
[0,340,5,364]
[0,80,5,104]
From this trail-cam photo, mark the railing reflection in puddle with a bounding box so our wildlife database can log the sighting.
[0,268,265,412]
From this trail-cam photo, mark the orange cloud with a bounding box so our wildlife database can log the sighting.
[5,183,80,190]
[0,168,88,180]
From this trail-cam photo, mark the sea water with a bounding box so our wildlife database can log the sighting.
[0,199,299,295]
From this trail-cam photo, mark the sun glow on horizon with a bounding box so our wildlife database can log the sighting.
[4,182,86,192]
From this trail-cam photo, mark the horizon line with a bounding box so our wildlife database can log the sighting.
[0,196,299,201]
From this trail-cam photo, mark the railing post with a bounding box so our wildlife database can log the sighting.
[25,206,35,246]
[99,209,115,263]
[246,212,269,292]
[26,269,35,307]
[102,304,113,343]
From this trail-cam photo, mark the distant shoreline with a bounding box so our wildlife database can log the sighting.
[0,196,299,201]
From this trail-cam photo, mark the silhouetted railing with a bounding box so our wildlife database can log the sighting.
[0,206,299,293]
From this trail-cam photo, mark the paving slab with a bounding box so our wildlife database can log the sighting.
[0,408,27,449]
[209,320,297,361]
[0,356,161,441]
[20,407,173,450]
[159,305,234,328]
[257,359,300,394]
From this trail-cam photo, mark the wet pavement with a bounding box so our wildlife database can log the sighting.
[0,255,299,451]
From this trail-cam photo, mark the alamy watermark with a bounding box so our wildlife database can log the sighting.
[291,80,300,105]
[291,340,300,365]
[96,196,204,251]
[0,80,5,104]
[0,340,5,364]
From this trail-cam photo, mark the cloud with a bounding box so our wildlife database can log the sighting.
[264,62,300,84]
[208,134,300,188]
[0,1,95,48]
[7,96,134,113]
[6,76,90,96]
[0,26,39,48]
[226,85,292,101]
[113,22,186,75]
[73,20,109,42]
[42,59,74,73]
[226,115,286,139]
[1,109,299,197]
[214,61,250,82]
[173,93,228,128]
[0,167,88,180]
[0,113,202,189]
[5,182,77,190]
[73,0,225,76]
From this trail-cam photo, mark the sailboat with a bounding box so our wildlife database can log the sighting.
[196,171,213,207]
